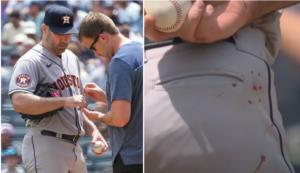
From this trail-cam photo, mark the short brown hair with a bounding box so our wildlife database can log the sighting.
[78,12,119,41]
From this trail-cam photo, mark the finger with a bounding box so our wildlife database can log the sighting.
[179,0,206,41]
[91,137,97,144]
[84,93,91,98]
[79,108,89,114]
[103,146,109,152]
[82,97,87,107]
[194,4,214,42]
[85,88,98,94]
[144,15,177,42]
[84,83,96,91]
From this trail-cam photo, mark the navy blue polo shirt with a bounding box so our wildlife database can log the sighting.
[106,41,143,165]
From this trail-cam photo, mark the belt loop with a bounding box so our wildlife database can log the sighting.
[144,50,148,63]
[56,133,62,138]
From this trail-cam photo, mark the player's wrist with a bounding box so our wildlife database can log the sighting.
[62,97,73,107]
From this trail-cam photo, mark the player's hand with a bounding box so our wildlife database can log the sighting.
[78,108,103,122]
[90,130,109,156]
[64,95,88,108]
[193,1,247,43]
[83,83,107,103]
[145,1,206,42]
[145,1,248,43]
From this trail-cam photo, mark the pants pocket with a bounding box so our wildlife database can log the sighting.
[154,70,244,91]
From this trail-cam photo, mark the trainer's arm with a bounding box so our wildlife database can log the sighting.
[102,100,131,127]
[11,92,86,115]
[81,100,131,127]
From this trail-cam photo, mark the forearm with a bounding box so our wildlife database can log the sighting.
[244,1,299,24]
[11,92,66,114]
[280,9,300,61]
[96,111,127,127]
[97,111,115,127]
[82,113,98,137]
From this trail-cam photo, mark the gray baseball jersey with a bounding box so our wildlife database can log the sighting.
[9,43,84,136]
[9,44,88,173]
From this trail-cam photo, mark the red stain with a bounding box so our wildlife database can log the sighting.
[232,83,237,87]
[248,100,252,104]
[265,123,275,134]
[253,86,258,91]
[259,86,262,90]
[259,98,261,102]
[255,155,266,173]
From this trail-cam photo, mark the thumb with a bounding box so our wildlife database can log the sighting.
[144,14,155,29]
[91,137,97,144]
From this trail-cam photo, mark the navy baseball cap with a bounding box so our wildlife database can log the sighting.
[44,5,78,35]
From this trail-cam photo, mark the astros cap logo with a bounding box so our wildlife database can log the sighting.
[62,14,71,24]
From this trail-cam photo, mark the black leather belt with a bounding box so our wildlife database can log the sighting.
[41,130,81,143]
[145,37,235,50]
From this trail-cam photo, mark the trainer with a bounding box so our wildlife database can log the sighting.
[78,12,143,173]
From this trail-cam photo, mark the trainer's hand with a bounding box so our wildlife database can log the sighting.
[64,95,88,108]
[145,0,206,42]
[90,130,109,156]
[83,83,107,103]
[79,108,103,122]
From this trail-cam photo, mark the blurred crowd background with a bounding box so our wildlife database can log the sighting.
[1,0,143,172]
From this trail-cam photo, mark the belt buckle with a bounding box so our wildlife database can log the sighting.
[72,135,80,143]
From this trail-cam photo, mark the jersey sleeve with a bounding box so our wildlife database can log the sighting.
[107,59,134,102]
[252,10,282,61]
[8,60,39,97]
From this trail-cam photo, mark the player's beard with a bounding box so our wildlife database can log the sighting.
[46,29,68,55]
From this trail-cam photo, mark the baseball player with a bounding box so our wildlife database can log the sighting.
[77,12,143,173]
[144,1,298,173]
[9,5,108,173]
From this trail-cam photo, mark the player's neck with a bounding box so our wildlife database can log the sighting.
[40,40,62,56]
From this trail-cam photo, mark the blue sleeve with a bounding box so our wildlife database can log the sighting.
[108,59,134,102]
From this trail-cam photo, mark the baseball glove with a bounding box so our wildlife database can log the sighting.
[20,84,64,124]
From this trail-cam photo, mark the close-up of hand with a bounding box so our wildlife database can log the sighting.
[83,83,107,103]
[64,95,88,108]
[145,1,247,43]
[90,130,109,156]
